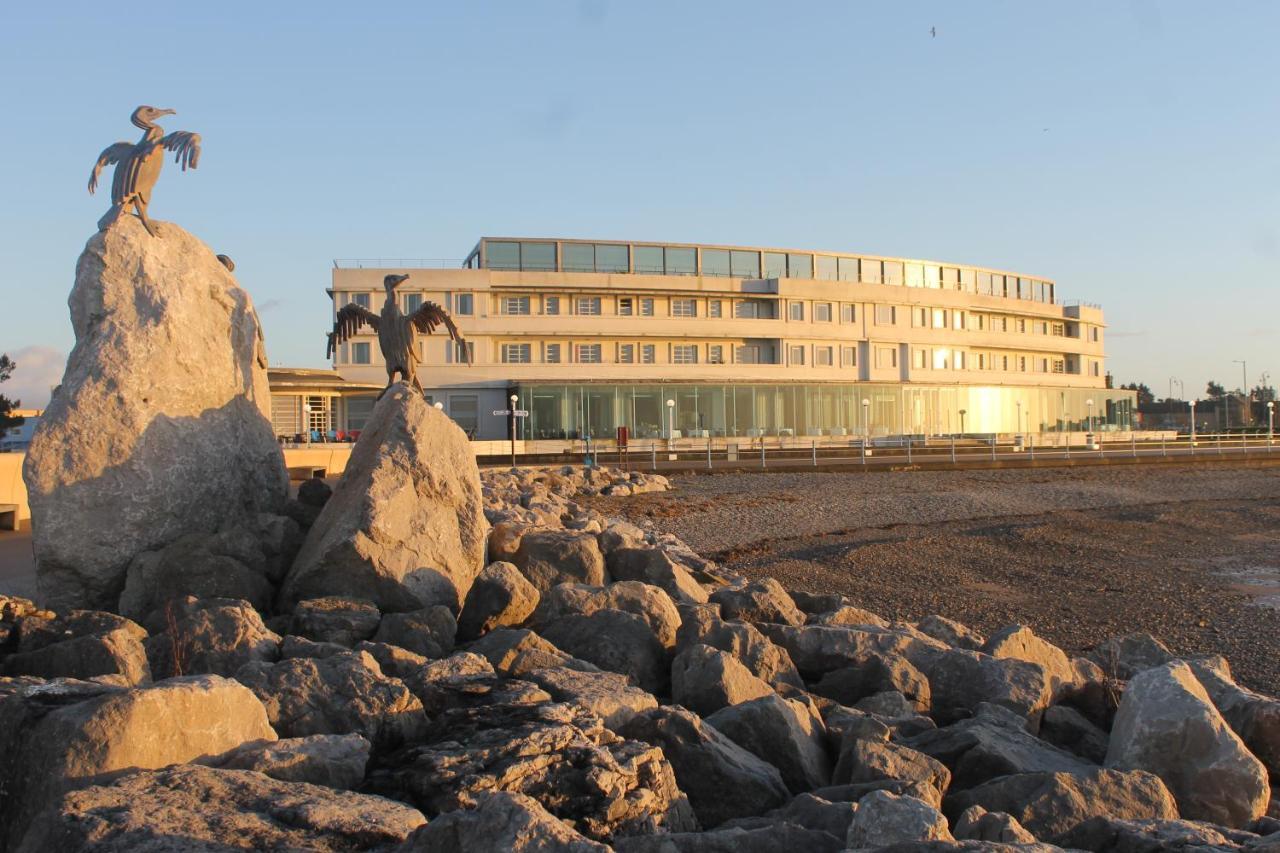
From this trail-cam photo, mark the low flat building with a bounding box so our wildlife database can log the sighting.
[267,367,382,441]
[328,237,1135,441]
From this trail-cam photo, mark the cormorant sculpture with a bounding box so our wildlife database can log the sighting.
[88,106,201,237]
[326,274,468,398]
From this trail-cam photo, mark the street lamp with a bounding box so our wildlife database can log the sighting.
[1190,400,1197,445]
[509,393,519,470]
[861,398,871,441]
[666,399,675,440]
[1269,401,1275,446]
[958,408,967,435]
[433,401,444,410]
[1015,400,1022,440]
[1086,399,1095,435]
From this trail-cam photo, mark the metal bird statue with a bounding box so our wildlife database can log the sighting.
[326,274,468,398]
[88,106,202,237]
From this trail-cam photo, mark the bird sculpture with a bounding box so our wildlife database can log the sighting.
[326,274,468,398]
[88,106,202,237]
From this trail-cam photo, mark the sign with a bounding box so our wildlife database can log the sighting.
[514,410,529,417]
[493,410,530,417]
[492,409,511,416]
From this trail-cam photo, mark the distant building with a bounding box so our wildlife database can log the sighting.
[266,368,382,440]
[0,409,41,451]
[327,237,1135,440]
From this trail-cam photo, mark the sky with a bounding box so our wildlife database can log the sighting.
[1,1,1277,408]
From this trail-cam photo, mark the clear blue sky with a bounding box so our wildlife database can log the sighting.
[2,1,1277,407]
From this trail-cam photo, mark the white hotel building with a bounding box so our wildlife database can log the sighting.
[323,237,1134,442]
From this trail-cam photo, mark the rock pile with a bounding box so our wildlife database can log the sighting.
[4,464,1278,851]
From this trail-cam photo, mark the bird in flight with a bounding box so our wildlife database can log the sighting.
[930,26,936,37]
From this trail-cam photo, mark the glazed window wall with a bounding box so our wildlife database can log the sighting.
[511,383,1135,440]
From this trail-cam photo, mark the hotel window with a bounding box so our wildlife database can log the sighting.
[1090,327,1099,342]
[841,304,855,323]
[708,345,724,364]
[955,351,966,369]
[906,264,924,288]
[932,349,949,369]
[577,297,602,316]
[924,265,941,289]
[1035,321,1048,335]
[998,317,1008,332]
[735,299,777,319]
[1091,361,1101,376]
[501,343,532,363]
[672,344,698,364]
[977,272,993,295]
[1051,323,1064,336]
[618,343,635,363]
[841,346,857,367]
[701,249,731,277]
[665,247,697,275]
[875,305,896,325]
[914,307,927,327]
[544,296,560,315]
[449,395,479,433]
[595,244,628,273]
[975,314,985,331]
[953,311,966,330]
[641,344,656,363]
[455,293,473,315]
[709,300,723,318]
[503,296,531,315]
[520,242,556,271]
[838,257,859,282]
[861,259,883,284]
[789,302,804,321]
[932,308,948,329]
[788,253,813,279]
[763,252,787,279]
[876,347,897,368]
[1001,355,1009,370]
[1018,356,1027,372]
[351,342,370,364]
[351,293,370,309]
[736,344,770,364]
[562,243,594,273]
[1035,357,1048,373]
[976,353,986,370]
[640,298,655,316]
[403,293,423,313]
[485,241,520,270]
[447,340,474,364]
[814,303,832,322]
[914,349,929,369]
[789,345,805,365]
[545,343,561,363]
[576,344,602,363]
[1016,318,1026,333]
[815,255,838,281]
[1052,359,1065,374]
[959,268,976,292]
[618,297,634,316]
[815,346,833,367]
[672,298,697,318]
[634,245,664,274]
[730,250,760,278]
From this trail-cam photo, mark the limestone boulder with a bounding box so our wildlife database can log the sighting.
[297,475,332,507]
[983,624,1079,698]
[280,634,348,660]
[524,665,658,731]
[540,609,669,694]
[372,605,457,658]
[0,674,276,850]
[915,614,986,650]
[3,610,149,685]
[467,628,599,677]
[952,805,1038,844]
[1040,703,1110,765]
[810,605,890,628]
[1055,816,1257,852]
[705,694,833,793]
[608,547,710,604]
[1105,660,1269,827]
[399,791,609,852]
[205,732,370,790]
[530,581,681,649]
[671,643,775,717]
[17,764,423,852]
[845,790,954,848]
[759,623,949,681]
[811,651,931,713]
[456,561,539,641]
[1086,632,1175,680]
[833,736,951,794]
[619,705,789,828]
[511,529,606,594]
[676,609,803,689]
[144,596,280,680]
[407,670,550,717]
[720,792,857,840]
[355,641,430,679]
[234,650,426,750]
[290,596,382,647]
[487,520,526,562]
[23,217,287,612]
[280,385,488,613]
[615,823,844,852]
[1188,655,1280,778]
[925,647,1055,727]
[709,577,805,626]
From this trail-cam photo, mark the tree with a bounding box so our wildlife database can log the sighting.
[0,355,22,432]
[1206,380,1226,399]
[1121,382,1154,406]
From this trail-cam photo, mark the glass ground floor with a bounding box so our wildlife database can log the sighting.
[511,382,1135,441]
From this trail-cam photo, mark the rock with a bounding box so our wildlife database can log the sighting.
[205,733,370,789]
[144,596,280,680]
[811,651,931,713]
[372,701,695,842]
[487,521,526,562]
[18,764,423,851]
[915,615,986,650]
[280,634,349,660]
[1188,655,1280,778]
[235,650,426,750]
[810,605,890,628]
[407,670,550,717]
[982,624,1078,698]
[280,385,488,613]
[855,690,924,720]
[952,805,1038,844]
[297,475,332,507]
[945,768,1180,839]
[117,527,278,621]
[467,628,597,677]
[354,640,430,679]
[0,673,275,850]
[758,624,948,681]
[790,591,850,616]
[676,608,803,689]
[512,529,606,594]
[290,596,382,647]
[608,547,710,604]
[706,694,832,793]
[23,217,287,613]
[813,779,946,811]
[722,792,858,840]
[413,650,495,681]
[1040,704,1110,765]
[598,520,647,555]
[456,561,539,641]
[525,666,658,731]
[708,578,804,626]
[1086,632,1175,681]
[399,790,609,852]
[833,736,951,794]
[904,703,1093,790]
[619,705,789,828]
[3,612,149,686]
[372,606,457,658]
[531,581,681,649]
[540,610,669,694]
[846,790,954,847]
[671,643,775,717]
[1105,660,1269,828]
[1056,816,1251,852]
[614,823,844,852]
[925,648,1054,727]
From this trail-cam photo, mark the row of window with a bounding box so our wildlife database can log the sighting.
[345,292,475,316]
[475,240,1057,303]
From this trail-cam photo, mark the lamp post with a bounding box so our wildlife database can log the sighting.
[1086,398,1095,436]
[1269,401,1275,446]
[1233,359,1248,429]
[666,399,675,441]
[1190,400,1197,446]
[861,398,871,442]
[509,393,519,470]
[1015,400,1021,441]
[302,403,312,445]
[958,408,966,435]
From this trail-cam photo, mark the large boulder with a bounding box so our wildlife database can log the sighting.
[372,605,457,658]
[204,732,370,790]
[3,610,149,685]
[23,216,287,612]
[676,609,803,689]
[144,596,280,679]
[811,651,931,713]
[619,705,789,828]
[511,529,606,594]
[17,764,424,851]
[705,694,832,793]
[615,823,844,852]
[0,674,276,850]
[845,790,954,847]
[530,581,681,649]
[398,791,609,852]
[759,623,948,681]
[924,648,1055,727]
[467,628,598,677]
[709,578,805,626]
[1188,655,1280,778]
[524,665,658,731]
[279,384,488,613]
[671,643,774,717]
[456,561,540,641]
[608,547,709,604]
[539,609,669,694]
[1105,660,1270,828]
[833,735,951,794]
[1055,816,1259,852]
[290,596,382,647]
[1086,632,1175,680]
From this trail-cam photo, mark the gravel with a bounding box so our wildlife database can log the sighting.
[587,462,1280,695]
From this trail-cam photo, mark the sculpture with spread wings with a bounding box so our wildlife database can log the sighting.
[327,274,468,397]
[89,106,201,237]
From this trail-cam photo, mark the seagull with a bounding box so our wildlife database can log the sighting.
[930,26,936,38]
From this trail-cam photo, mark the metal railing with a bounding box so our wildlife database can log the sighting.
[332,259,465,269]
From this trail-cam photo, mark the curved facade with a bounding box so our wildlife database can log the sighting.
[330,237,1134,440]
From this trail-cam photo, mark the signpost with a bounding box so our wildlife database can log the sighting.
[494,405,529,469]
